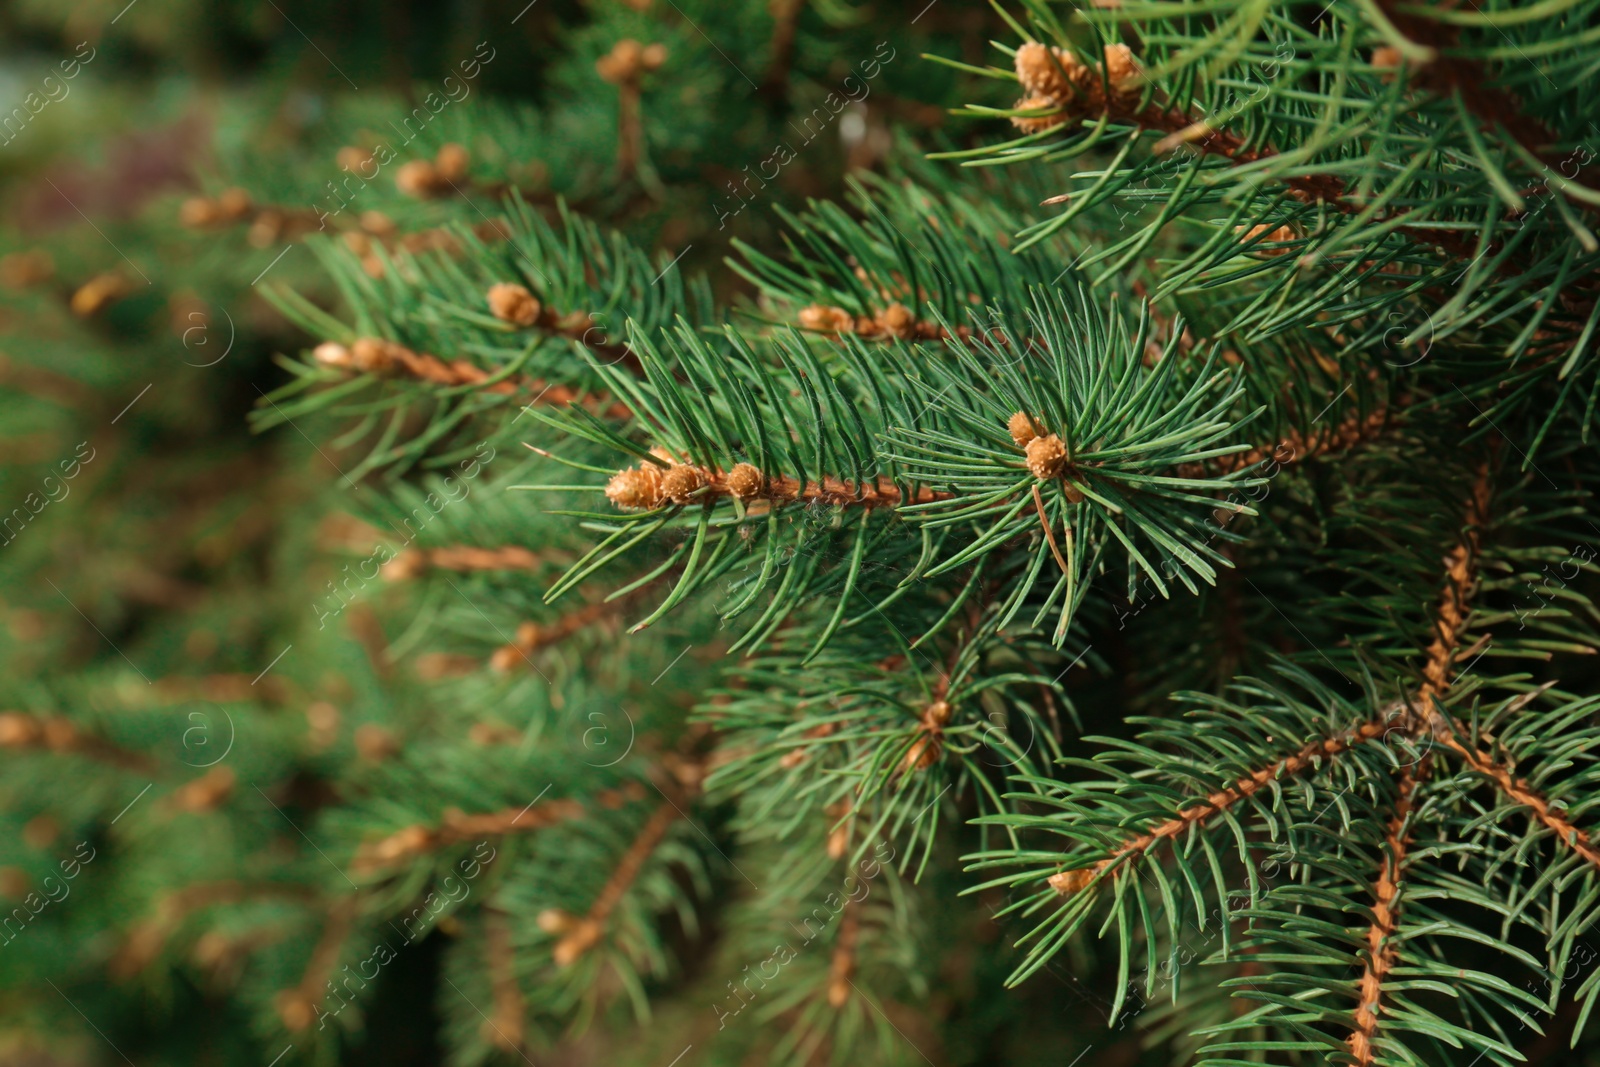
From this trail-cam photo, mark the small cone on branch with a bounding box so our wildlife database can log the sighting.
[724,463,765,500]
[606,465,665,510]
[488,282,542,327]
[1025,434,1069,480]
[660,465,705,504]
[1008,411,1038,448]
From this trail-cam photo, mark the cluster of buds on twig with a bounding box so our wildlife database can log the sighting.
[1009,411,1086,501]
[1011,41,1143,132]
[395,142,471,199]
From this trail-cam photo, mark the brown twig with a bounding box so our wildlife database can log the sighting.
[381,544,553,582]
[544,800,682,966]
[827,894,861,1007]
[352,783,648,873]
[1048,714,1390,893]
[1347,759,1426,1064]
[312,336,633,420]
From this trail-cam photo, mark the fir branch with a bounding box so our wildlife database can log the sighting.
[112,880,319,978]
[1371,0,1600,211]
[1008,42,1484,264]
[1178,400,1398,478]
[542,799,683,966]
[827,893,861,1007]
[604,456,951,512]
[352,783,648,874]
[311,336,632,419]
[1047,714,1390,894]
[487,597,634,672]
[381,544,550,581]
[1347,757,1426,1065]
[276,897,360,1031]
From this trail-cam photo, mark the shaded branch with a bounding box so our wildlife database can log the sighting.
[351,783,647,874]
[1347,758,1425,1065]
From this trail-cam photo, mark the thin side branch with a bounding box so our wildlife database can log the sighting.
[1347,759,1425,1064]
[352,783,647,873]
[544,800,682,966]
[1048,715,1389,893]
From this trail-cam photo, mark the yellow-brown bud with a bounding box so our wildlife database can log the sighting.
[70,273,128,318]
[313,341,353,369]
[660,464,705,504]
[874,302,916,338]
[798,304,855,333]
[724,462,765,500]
[1008,411,1038,448]
[179,196,221,228]
[395,159,441,198]
[434,142,469,182]
[1048,868,1096,894]
[487,282,542,327]
[216,187,254,220]
[1025,434,1068,480]
[350,338,397,374]
[1014,42,1081,99]
[605,465,665,510]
